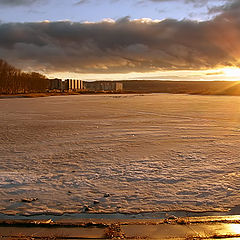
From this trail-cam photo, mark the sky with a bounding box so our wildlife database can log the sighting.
[0,0,240,81]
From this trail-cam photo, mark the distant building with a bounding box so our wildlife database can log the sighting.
[49,78,63,91]
[84,81,123,92]
[65,79,83,91]
[48,79,84,91]
[49,79,122,92]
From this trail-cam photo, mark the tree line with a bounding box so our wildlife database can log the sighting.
[0,59,49,94]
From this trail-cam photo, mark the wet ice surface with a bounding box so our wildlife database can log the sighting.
[1,93,240,216]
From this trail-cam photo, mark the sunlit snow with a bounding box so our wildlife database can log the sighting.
[1,94,240,216]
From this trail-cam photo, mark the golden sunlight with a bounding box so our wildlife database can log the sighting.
[227,224,240,235]
[221,67,240,78]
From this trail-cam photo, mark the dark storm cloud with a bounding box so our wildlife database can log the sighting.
[0,0,42,6]
[149,0,214,6]
[208,0,240,14]
[148,0,236,9]
[1,0,240,74]
[75,0,89,5]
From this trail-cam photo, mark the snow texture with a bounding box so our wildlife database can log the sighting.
[1,93,240,216]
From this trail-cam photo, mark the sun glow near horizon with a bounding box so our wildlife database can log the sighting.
[220,67,240,79]
[47,67,240,82]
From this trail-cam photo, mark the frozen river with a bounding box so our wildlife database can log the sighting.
[1,93,240,217]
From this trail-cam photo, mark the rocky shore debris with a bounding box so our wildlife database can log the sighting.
[21,198,38,203]
[167,215,178,220]
[104,224,125,239]
[29,219,54,226]
[93,200,100,205]
[34,219,53,224]
[83,205,91,212]
[164,214,179,224]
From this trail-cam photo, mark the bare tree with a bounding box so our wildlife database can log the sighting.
[0,59,49,94]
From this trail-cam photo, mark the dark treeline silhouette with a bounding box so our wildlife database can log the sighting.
[0,59,49,94]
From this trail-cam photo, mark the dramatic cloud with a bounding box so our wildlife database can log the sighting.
[149,0,208,3]
[0,0,232,7]
[148,0,223,7]
[75,0,89,5]
[0,0,231,11]
[0,0,43,6]
[0,0,240,74]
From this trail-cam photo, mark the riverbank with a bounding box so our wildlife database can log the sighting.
[2,80,240,99]
[2,215,240,239]
[0,91,140,99]
[0,91,109,99]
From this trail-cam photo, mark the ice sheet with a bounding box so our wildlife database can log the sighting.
[1,93,240,216]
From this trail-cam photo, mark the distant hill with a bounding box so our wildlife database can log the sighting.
[120,80,240,96]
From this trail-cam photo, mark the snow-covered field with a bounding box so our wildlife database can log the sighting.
[1,93,240,216]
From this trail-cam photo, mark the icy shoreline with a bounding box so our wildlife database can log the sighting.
[1,208,240,221]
